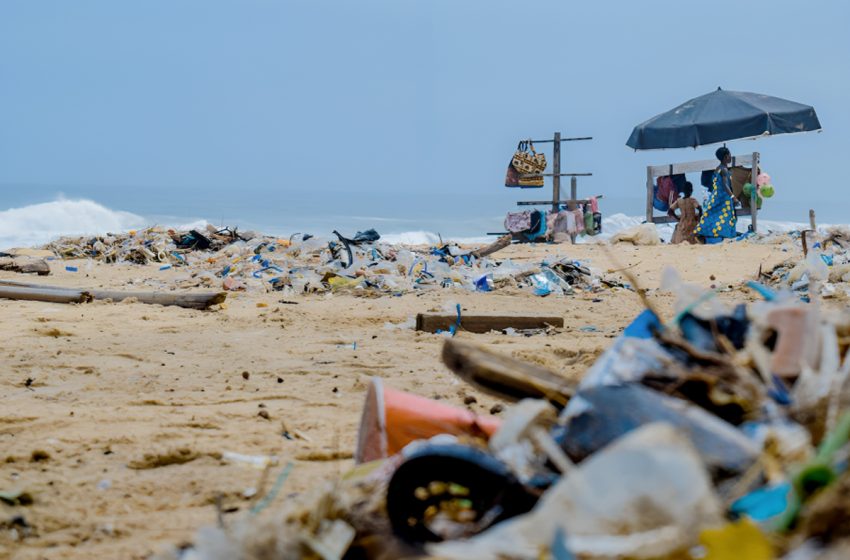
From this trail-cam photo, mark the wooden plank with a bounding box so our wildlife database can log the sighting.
[552,132,561,213]
[751,152,759,232]
[530,136,593,143]
[648,154,754,177]
[517,194,604,206]
[646,165,654,223]
[570,176,578,244]
[441,339,574,406]
[519,173,592,177]
[416,313,563,334]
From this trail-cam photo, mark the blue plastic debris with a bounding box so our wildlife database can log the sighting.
[746,281,777,301]
[65,266,78,272]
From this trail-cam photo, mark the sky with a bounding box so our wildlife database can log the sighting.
[0,0,848,233]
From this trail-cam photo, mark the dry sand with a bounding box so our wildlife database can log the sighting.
[0,241,810,558]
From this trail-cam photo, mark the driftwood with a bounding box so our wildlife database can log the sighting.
[0,280,226,310]
[0,285,92,304]
[441,339,574,407]
[417,312,563,334]
[470,234,512,259]
[0,257,51,276]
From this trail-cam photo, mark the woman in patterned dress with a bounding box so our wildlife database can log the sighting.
[695,147,738,242]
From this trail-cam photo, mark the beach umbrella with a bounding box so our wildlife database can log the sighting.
[626,88,822,150]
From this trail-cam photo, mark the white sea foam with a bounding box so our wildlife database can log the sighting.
[0,199,146,250]
[0,199,839,252]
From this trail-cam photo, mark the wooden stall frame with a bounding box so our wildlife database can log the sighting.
[645,151,760,232]
[508,132,594,243]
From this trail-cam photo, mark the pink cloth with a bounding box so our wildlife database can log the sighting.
[504,211,532,233]
[589,196,599,213]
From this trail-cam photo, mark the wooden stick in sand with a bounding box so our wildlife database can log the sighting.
[470,234,512,259]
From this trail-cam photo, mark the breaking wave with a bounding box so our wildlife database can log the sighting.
[0,199,836,251]
[0,198,146,250]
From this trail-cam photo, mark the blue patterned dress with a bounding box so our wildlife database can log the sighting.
[695,166,737,239]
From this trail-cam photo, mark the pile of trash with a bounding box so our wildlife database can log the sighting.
[760,227,850,301]
[157,270,850,560]
[41,226,626,298]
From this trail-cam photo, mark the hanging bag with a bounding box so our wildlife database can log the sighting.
[504,140,525,187]
[505,139,547,188]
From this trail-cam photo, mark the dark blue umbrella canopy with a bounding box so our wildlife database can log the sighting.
[626,88,822,150]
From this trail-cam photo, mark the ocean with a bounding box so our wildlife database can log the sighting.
[0,185,833,250]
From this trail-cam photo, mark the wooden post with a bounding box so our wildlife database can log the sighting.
[552,132,561,213]
[646,166,654,223]
[750,152,759,233]
[809,209,817,231]
[570,176,578,244]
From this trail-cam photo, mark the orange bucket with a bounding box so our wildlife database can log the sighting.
[355,377,501,464]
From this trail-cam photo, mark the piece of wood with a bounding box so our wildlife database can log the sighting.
[751,152,760,233]
[441,339,574,406]
[0,257,51,275]
[646,165,654,223]
[648,154,754,177]
[0,280,226,309]
[569,176,578,244]
[530,136,593,143]
[519,172,592,178]
[470,234,511,259]
[552,131,561,213]
[0,285,92,304]
[516,194,604,206]
[809,209,817,231]
[417,312,563,334]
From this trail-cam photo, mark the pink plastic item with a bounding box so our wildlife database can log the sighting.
[757,173,771,187]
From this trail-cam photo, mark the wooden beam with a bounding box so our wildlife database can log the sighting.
[552,131,561,214]
[751,152,760,233]
[648,153,754,177]
[529,136,593,143]
[519,173,592,178]
[0,280,226,310]
[570,176,578,244]
[517,194,603,206]
[646,166,654,223]
[441,339,574,407]
[416,313,563,334]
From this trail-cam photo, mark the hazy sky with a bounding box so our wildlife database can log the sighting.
[1,0,847,225]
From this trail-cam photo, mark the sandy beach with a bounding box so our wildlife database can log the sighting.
[0,239,813,559]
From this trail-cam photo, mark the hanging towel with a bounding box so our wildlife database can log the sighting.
[565,211,577,235]
[572,208,585,234]
[589,196,599,213]
[504,211,532,233]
